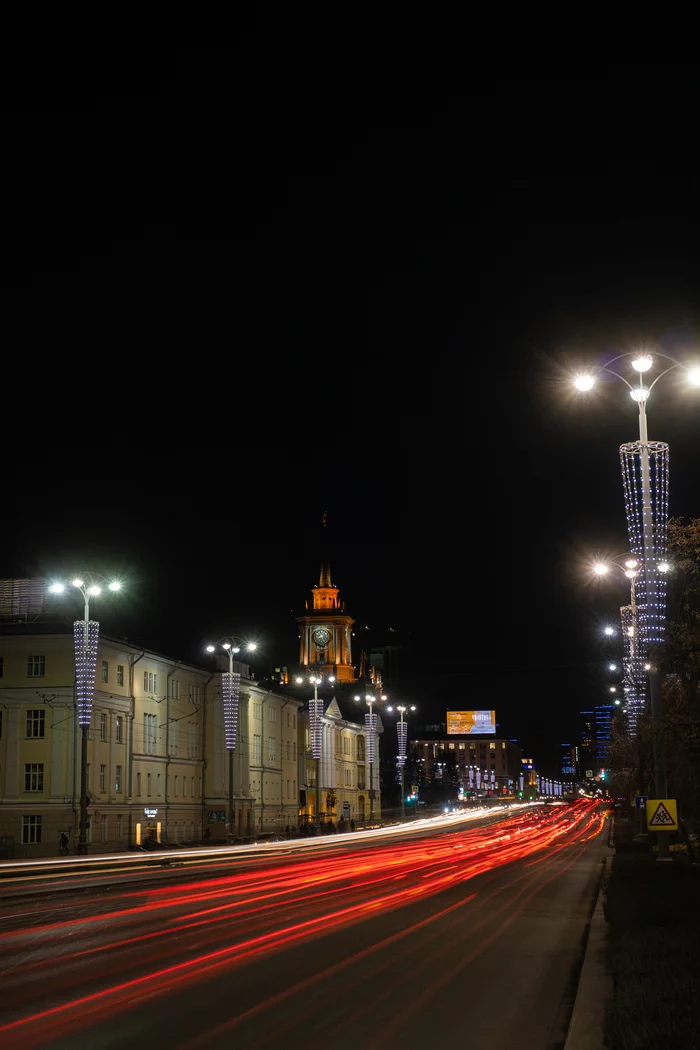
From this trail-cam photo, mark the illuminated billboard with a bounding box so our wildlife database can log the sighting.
[446,710,496,735]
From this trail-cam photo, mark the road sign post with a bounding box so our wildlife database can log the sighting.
[635,795,648,810]
[646,799,678,850]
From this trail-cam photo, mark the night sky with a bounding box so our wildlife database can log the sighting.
[2,55,699,774]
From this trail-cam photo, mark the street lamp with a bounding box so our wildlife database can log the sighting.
[386,704,416,820]
[205,637,257,843]
[48,575,122,855]
[355,693,383,822]
[575,351,699,860]
[296,674,334,825]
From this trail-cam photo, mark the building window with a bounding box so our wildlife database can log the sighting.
[269,706,277,723]
[144,671,158,694]
[26,655,45,677]
[147,773,152,796]
[287,711,290,727]
[117,814,123,842]
[24,763,44,792]
[343,737,350,755]
[286,740,291,761]
[116,765,122,792]
[25,709,46,738]
[489,742,496,750]
[174,776,179,797]
[169,678,180,699]
[157,773,162,795]
[293,779,296,797]
[293,742,296,760]
[254,703,262,720]
[191,776,195,798]
[136,772,141,796]
[188,722,198,759]
[170,720,179,756]
[100,712,107,741]
[253,734,262,764]
[144,713,157,755]
[116,716,123,744]
[22,815,42,844]
[188,684,201,706]
[100,764,106,793]
[101,660,109,683]
[101,815,108,842]
[357,737,365,762]
[268,736,276,763]
[287,779,291,798]
[117,664,124,686]
[183,777,187,798]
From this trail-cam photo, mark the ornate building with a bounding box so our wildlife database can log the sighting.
[296,559,355,683]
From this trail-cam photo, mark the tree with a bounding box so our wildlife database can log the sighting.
[663,517,700,706]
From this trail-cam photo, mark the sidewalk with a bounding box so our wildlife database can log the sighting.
[605,818,700,1049]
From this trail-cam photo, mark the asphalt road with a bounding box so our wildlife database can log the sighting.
[0,802,607,1050]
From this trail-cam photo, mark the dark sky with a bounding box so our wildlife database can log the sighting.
[2,54,699,774]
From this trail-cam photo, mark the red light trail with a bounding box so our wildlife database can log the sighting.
[0,802,605,1049]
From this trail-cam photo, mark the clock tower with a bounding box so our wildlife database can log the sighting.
[297,558,355,682]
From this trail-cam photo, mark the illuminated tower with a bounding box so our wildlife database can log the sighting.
[620,600,645,735]
[297,558,356,682]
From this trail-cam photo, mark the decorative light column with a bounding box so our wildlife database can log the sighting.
[48,575,122,855]
[575,353,699,861]
[296,674,334,824]
[387,703,416,820]
[206,638,257,843]
[593,557,645,734]
[355,692,385,822]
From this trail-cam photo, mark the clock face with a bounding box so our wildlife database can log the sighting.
[313,628,330,647]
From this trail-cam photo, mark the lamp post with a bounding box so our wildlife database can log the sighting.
[206,638,257,843]
[296,674,334,825]
[575,352,699,861]
[48,575,122,855]
[387,703,416,820]
[355,692,384,822]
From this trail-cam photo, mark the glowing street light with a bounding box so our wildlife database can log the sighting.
[48,574,123,855]
[574,350,699,859]
[298,674,334,825]
[204,636,260,842]
[609,663,618,671]
[604,626,615,636]
[386,703,417,820]
[355,693,383,822]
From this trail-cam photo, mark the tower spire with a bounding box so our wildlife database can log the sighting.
[319,509,332,587]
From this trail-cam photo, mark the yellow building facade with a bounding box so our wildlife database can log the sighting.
[0,629,303,856]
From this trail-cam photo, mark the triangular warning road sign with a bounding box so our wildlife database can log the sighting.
[649,802,675,826]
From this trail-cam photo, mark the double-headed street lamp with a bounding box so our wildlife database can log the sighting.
[575,351,699,860]
[205,638,257,843]
[295,674,335,824]
[386,704,416,820]
[48,575,122,855]
[355,692,385,822]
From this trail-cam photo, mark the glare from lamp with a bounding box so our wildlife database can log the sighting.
[658,561,670,573]
[574,375,595,391]
[206,645,215,653]
[295,676,303,683]
[632,355,653,372]
[609,663,617,671]
[71,578,84,588]
[87,585,101,596]
[328,676,335,683]
[624,559,638,569]
[247,642,257,651]
[644,663,652,671]
[593,563,610,576]
[630,387,650,402]
[48,582,65,593]
[604,627,614,636]
[689,366,700,387]
[222,643,231,650]
[108,581,121,591]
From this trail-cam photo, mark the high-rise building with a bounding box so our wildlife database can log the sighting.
[579,709,595,774]
[594,704,614,769]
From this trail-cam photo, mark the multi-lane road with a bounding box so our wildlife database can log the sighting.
[0,802,607,1049]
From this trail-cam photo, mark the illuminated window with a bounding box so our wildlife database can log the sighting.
[489,742,496,750]
[116,716,123,743]
[117,664,124,686]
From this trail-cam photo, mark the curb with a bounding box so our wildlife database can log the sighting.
[563,842,613,1050]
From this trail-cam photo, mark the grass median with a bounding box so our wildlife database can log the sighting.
[605,818,700,1049]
